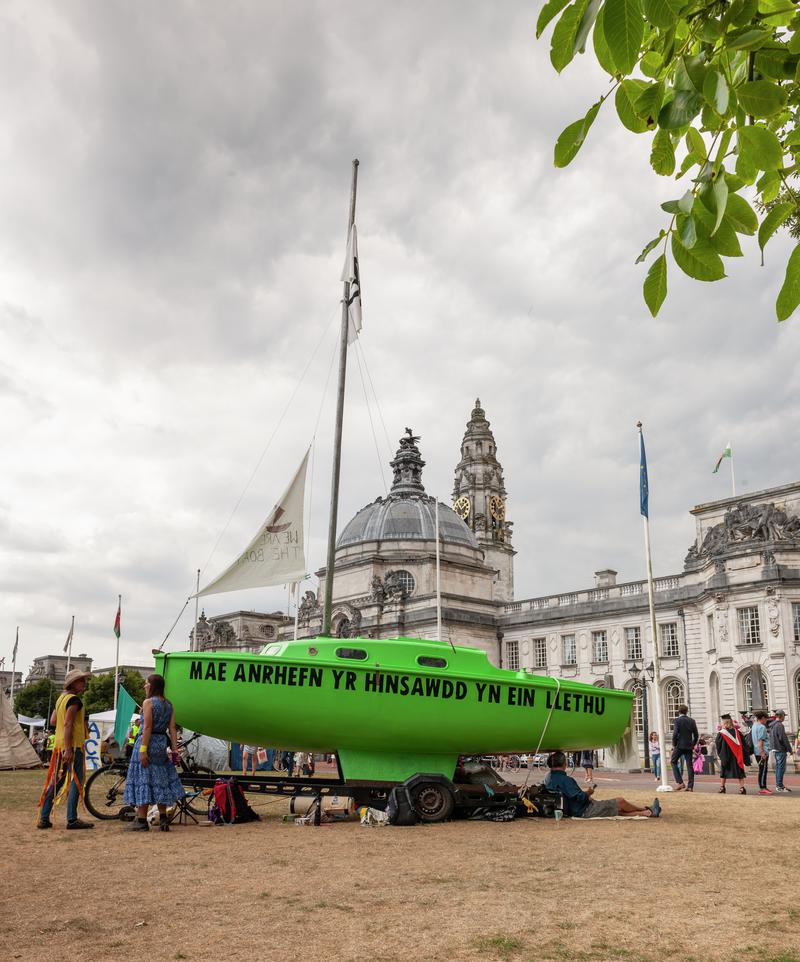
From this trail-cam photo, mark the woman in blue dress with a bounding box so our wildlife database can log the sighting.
[124,673,184,832]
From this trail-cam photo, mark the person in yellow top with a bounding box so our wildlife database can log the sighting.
[37,668,94,830]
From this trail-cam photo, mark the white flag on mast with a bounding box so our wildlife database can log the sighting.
[198,449,310,598]
[63,620,74,654]
[341,224,362,343]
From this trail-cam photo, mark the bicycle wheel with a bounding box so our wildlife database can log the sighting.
[84,764,130,820]
[181,765,217,816]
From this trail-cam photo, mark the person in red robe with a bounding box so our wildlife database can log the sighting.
[715,714,748,794]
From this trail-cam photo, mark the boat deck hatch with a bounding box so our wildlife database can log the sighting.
[335,647,368,660]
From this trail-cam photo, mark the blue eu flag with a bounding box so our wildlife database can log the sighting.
[639,432,649,519]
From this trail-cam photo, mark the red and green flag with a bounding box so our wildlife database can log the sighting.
[713,443,732,474]
[113,603,121,639]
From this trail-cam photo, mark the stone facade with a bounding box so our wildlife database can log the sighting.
[192,609,292,654]
[25,653,93,687]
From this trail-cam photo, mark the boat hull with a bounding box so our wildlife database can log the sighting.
[156,639,633,783]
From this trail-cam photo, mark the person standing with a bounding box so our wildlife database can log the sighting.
[671,704,699,792]
[123,673,184,832]
[751,710,772,795]
[715,714,748,794]
[648,732,661,781]
[579,749,595,784]
[771,709,792,793]
[36,669,94,830]
[242,744,259,776]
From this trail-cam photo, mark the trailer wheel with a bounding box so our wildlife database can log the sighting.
[410,781,454,823]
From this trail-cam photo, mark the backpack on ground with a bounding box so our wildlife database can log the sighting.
[386,785,419,826]
[208,777,260,824]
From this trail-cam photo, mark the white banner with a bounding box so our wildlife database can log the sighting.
[198,450,310,597]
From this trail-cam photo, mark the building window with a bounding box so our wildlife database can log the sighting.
[664,680,685,724]
[592,630,608,663]
[562,634,577,666]
[793,603,800,643]
[631,686,644,733]
[744,669,769,714]
[660,623,679,658]
[706,614,715,650]
[260,624,275,638]
[532,638,547,670]
[625,627,642,660]
[505,640,520,671]
[392,570,416,597]
[737,607,761,646]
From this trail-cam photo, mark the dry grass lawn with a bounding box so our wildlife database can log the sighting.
[2,770,799,962]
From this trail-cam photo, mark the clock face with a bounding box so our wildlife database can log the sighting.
[453,496,471,520]
[489,496,506,521]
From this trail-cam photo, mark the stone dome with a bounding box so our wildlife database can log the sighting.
[336,429,479,550]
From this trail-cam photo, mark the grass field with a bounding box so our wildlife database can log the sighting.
[2,769,799,962]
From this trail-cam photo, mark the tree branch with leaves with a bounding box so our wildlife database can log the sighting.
[539,0,800,320]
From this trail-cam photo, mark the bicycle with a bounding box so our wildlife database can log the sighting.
[83,733,217,821]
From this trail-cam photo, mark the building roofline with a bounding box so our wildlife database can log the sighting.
[691,479,800,515]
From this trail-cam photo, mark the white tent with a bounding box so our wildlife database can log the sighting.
[86,709,117,771]
[0,689,41,770]
[182,729,229,772]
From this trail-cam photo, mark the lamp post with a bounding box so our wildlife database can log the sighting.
[628,661,656,772]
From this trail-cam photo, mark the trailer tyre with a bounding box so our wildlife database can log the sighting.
[410,781,454,823]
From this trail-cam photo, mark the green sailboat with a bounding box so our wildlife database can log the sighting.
[160,159,634,797]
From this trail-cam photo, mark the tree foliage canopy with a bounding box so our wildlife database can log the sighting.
[83,670,146,715]
[14,678,59,720]
[539,0,800,320]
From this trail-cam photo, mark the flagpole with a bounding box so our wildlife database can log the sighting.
[322,158,359,638]
[65,615,75,675]
[637,422,672,793]
[729,444,736,497]
[113,595,121,713]
[293,582,300,641]
[10,627,18,707]
[193,569,200,652]
[435,498,442,642]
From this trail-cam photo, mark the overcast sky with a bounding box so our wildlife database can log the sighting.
[2,1,798,676]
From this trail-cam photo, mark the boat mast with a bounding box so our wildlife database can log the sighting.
[321,158,359,637]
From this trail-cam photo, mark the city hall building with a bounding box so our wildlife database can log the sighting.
[196,400,800,741]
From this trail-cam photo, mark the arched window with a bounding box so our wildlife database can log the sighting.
[664,680,685,724]
[626,684,645,733]
[393,570,416,597]
[743,668,769,714]
[335,617,352,639]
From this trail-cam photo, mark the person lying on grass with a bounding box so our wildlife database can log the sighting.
[544,751,661,818]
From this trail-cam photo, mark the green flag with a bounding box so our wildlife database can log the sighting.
[713,443,732,473]
[114,685,137,750]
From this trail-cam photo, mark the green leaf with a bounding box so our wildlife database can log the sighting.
[537,0,572,37]
[736,80,789,118]
[616,80,650,132]
[737,125,785,171]
[551,0,590,73]
[592,4,619,75]
[678,190,694,214]
[642,0,681,28]
[574,0,604,54]
[685,127,706,161]
[634,82,664,126]
[643,254,668,316]
[640,51,662,78]
[758,202,794,259]
[650,128,675,175]
[776,243,800,321]
[726,29,772,51]
[671,235,726,281]
[703,71,729,115]
[554,101,601,167]
[693,205,743,257]
[725,193,758,235]
[635,230,666,264]
[658,90,702,129]
[728,0,757,27]
[755,49,797,82]
[603,0,644,75]
[677,214,697,248]
[677,151,701,177]
[757,170,781,204]
[709,174,729,235]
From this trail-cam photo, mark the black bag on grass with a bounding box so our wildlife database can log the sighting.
[209,777,260,824]
[522,784,565,819]
[386,786,419,826]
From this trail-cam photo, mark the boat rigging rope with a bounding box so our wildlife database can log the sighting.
[355,337,394,463]
[518,675,562,794]
[353,338,388,495]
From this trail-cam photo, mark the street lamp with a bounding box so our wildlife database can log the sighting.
[628,661,653,772]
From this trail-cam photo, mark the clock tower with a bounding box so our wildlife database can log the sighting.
[452,399,515,601]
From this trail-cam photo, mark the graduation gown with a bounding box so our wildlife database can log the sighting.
[715,727,748,779]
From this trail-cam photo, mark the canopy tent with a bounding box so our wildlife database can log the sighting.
[0,689,41,770]
[17,714,46,733]
[182,730,229,772]
[87,708,122,771]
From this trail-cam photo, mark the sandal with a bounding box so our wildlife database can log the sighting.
[718,786,726,794]
[739,787,747,795]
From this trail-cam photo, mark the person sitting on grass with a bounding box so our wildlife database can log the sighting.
[543,751,661,819]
